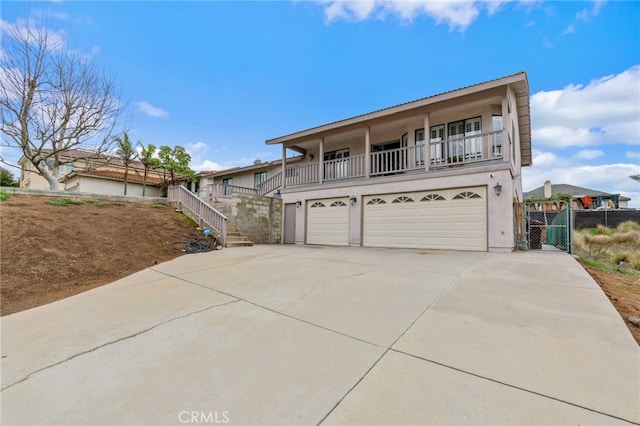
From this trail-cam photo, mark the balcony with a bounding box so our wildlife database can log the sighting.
[284,130,504,186]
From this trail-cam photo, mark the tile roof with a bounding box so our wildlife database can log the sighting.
[64,169,164,185]
[524,183,617,199]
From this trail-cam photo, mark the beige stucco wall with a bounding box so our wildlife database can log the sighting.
[281,164,516,252]
[65,175,162,197]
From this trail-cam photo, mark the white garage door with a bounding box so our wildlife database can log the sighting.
[363,187,487,251]
[307,198,349,246]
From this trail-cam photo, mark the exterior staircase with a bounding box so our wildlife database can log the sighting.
[225,225,254,248]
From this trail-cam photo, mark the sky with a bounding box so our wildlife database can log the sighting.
[1,0,639,207]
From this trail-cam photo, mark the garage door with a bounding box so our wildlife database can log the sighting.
[363,187,486,251]
[307,198,349,246]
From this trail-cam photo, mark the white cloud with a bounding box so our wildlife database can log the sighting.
[576,0,605,21]
[531,65,640,148]
[574,149,604,160]
[318,0,493,31]
[560,24,575,36]
[627,150,640,160]
[136,101,169,118]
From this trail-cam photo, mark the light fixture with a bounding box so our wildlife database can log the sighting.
[296,200,302,208]
[349,195,357,206]
[494,183,502,196]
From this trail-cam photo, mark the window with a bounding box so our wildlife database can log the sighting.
[415,129,425,165]
[420,194,445,201]
[324,148,350,180]
[222,178,233,196]
[429,125,445,164]
[447,117,482,160]
[392,196,414,203]
[330,201,347,207]
[367,198,386,205]
[492,115,503,157]
[453,191,481,200]
[310,202,325,208]
[254,171,267,188]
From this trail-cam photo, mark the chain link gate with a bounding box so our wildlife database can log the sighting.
[524,201,573,253]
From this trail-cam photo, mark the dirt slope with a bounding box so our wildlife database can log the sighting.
[1,194,197,316]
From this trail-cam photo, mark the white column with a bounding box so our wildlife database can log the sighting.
[319,137,324,184]
[365,127,371,178]
[424,113,430,172]
[502,94,510,164]
[281,144,286,189]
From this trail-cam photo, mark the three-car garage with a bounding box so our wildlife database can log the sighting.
[305,187,487,251]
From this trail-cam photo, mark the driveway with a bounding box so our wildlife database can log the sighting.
[2,246,639,425]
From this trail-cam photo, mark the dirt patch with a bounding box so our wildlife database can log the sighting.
[1,194,198,316]
[582,265,640,345]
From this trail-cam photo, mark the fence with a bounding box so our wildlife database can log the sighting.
[574,210,640,229]
[525,202,573,253]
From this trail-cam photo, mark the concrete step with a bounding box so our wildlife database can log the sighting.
[224,231,254,248]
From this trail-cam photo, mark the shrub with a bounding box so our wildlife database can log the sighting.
[85,199,109,207]
[595,224,610,235]
[631,252,640,270]
[0,190,8,202]
[47,197,83,207]
[583,234,611,245]
[610,251,630,265]
[618,220,640,233]
[611,230,640,245]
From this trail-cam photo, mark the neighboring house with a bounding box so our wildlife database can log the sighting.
[524,180,631,211]
[18,149,165,197]
[207,71,531,252]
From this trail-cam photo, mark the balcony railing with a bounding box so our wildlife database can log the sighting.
[204,183,257,201]
[277,130,505,188]
[429,130,503,168]
[256,172,282,195]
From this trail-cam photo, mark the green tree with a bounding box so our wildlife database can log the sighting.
[157,145,196,192]
[115,133,137,195]
[138,142,159,197]
[0,167,19,187]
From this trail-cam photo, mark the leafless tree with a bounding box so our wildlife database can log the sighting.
[0,19,122,190]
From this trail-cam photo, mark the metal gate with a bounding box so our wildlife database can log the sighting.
[524,201,573,253]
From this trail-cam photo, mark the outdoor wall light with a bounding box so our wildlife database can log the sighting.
[296,200,302,208]
[350,195,357,206]
[494,183,502,196]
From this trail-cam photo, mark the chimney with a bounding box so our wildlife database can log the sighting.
[543,180,552,198]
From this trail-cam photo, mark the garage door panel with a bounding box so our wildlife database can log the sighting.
[307,198,349,246]
[363,187,487,251]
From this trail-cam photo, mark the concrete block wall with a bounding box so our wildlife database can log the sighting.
[211,193,282,244]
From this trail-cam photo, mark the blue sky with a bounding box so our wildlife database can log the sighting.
[1,1,639,206]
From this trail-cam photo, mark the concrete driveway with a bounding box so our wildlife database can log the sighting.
[2,246,639,425]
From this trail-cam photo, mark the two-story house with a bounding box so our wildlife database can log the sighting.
[198,72,531,252]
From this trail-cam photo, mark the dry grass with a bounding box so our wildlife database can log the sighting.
[574,222,640,272]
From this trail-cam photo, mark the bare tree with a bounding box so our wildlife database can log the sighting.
[0,19,122,190]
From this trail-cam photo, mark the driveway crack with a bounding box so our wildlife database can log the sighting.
[1,299,240,392]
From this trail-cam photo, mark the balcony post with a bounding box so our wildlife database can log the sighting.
[319,137,324,184]
[365,127,371,178]
[502,96,510,164]
[281,144,287,189]
[424,113,430,172]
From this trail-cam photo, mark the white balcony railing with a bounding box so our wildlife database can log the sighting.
[429,130,503,168]
[280,130,505,187]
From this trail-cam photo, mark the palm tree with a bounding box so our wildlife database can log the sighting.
[631,175,640,182]
[115,133,137,195]
[138,142,159,197]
